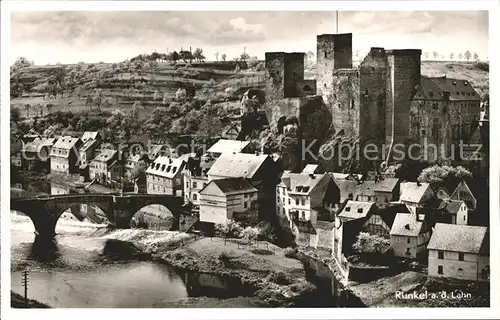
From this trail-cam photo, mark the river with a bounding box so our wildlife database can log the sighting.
[11,212,267,308]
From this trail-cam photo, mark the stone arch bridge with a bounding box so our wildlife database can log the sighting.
[11,193,184,237]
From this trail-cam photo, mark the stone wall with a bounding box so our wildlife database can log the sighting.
[359,48,388,146]
[284,53,306,98]
[316,33,353,101]
[265,52,286,101]
[385,50,422,152]
[330,69,361,138]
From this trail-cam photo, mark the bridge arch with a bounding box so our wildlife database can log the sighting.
[11,194,185,237]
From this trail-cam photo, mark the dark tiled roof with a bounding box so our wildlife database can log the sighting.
[211,178,257,194]
[414,76,481,101]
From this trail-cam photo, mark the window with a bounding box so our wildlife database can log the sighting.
[438,251,444,259]
[385,197,389,203]
[301,199,305,206]
[193,194,197,200]
[458,253,464,261]
[438,266,443,275]
[406,248,411,255]
[288,199,291,205]
[244,201,248,209]
[407,237,411,244]
[348,193,353,199]
[457,268,464,278]
[324,83,327,88]
[296,199,299,205]
[324,52,327,58]
[193,182,197,189]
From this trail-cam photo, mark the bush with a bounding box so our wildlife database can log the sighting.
[475,61,489,72]
[240,226,261,243]
[214,220,243,238]
[352,232,390,254]
[267,271,293,285]
[250,248,273,256]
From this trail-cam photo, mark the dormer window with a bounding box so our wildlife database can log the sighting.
[357,208,363,213]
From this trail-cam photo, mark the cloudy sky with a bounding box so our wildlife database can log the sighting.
[11,11,488,65]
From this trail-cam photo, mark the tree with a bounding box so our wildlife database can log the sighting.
[352,232,391,254]
[179,50,193,63]
[11,56,33,73]
[464,50,472,61]
[214,51,219,62]
[240,51,250,62]
[24,104,31,118]
[193,48,205,62]
[473,52,479,61]
[240,226,261,243]
[130,162,146,181]
[424,52,430,60]
[175,88,187,102]
[449,53,454,60]
[214,220,243,238]
[11,107,21,126]
[221,53,227,62]
[418,165,472,189]
[94,89,104,111]
[458,52,463,61]
[433,51,439,60]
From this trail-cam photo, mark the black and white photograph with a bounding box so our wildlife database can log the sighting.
[1,1,499,318]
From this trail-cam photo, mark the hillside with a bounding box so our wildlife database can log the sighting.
[11,60,265,120]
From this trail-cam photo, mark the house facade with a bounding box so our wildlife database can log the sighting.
[390,212,432,260]
[50,136,82,174]
[146,156,186,196]
[373,177,400,205]
[199,178,258,225]
[89,149,123,184]
[427,223,489,281]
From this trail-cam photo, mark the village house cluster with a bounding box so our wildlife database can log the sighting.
[10,31,489,285]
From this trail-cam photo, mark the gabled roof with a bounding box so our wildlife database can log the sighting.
[390,213,424,237]
[400,182,431,203]
[375,203,410,228]
[146,156,185,179]
[444,199,465,214]
[81,131,100,143]
[301,164,319,174]
[52,136,80,150]
[427,223,488,254]
[436,187,451,200]
[356,180,375,197]
[92,149,118,164]
[450,180,476,201]
[280,172,328,196]
[207,139,250,155]
[334,179,358,198]
[79,138,99,151]
[202,178,257,196]
[207,152,270,179]
[374,178,399,193]
[329,172,363,181]
[413,76,481,102]
[338,200,375,220]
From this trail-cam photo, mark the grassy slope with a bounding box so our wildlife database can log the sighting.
[11,61,263,119]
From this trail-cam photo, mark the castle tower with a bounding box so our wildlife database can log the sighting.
[316,33,353,100]
[385,49,422,156]
[359,47,388,146]
[265,52,305,100]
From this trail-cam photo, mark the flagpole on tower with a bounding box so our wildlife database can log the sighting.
[336,11,339,33]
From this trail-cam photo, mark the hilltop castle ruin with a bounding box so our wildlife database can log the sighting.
[264,33,481,164]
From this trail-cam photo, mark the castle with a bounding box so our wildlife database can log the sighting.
[264,33,481,164]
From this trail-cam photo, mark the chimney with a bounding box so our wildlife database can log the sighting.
[309,174,315,179]
[416,181,421,187]
[169,157,172,164]
[255,150,260,156]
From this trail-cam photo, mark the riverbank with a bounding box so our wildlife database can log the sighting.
[142,237,319,307]
[11,291,51,308]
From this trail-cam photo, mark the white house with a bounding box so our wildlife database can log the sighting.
[399,182,435,208]
[146,156,186,196]
[389,212,432,259]
[427,223,489,281]
[199,177,258,225]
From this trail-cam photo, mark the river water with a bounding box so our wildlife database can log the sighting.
[11,212,266,308]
